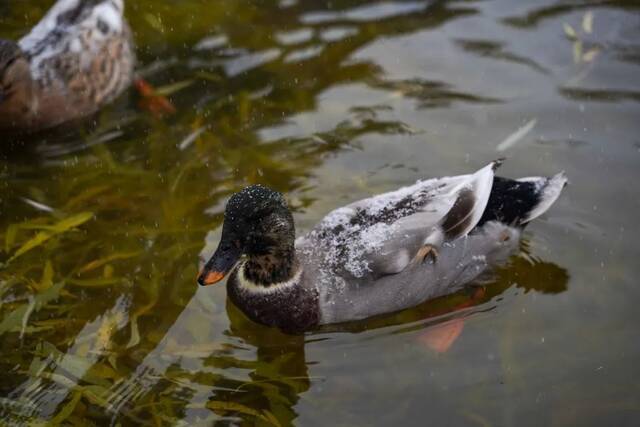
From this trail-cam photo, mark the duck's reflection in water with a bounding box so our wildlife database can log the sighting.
[194,251,569,424]
[41,250,565,426]
[213,302,311,425]
[322,252,570,337]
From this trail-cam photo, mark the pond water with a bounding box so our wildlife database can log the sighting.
[1,0,639,425]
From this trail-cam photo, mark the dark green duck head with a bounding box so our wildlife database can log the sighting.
[198,185,297,287]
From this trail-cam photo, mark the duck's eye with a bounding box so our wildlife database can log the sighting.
[233,240,241,249]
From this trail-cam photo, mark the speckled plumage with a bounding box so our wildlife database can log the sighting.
[199,163,567,333]
[0,0,134,132]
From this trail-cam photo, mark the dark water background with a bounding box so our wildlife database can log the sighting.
[1,0,639,425]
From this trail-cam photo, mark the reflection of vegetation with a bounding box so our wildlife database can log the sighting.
[501,1,635,28]
[454,39,549,74]
[557,9,640,101]
[369,77,502,109]
[562,11,599,65]
[560,87,640,102]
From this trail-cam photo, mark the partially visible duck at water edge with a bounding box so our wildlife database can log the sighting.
[198,160,567,333]
[0,0,134,133]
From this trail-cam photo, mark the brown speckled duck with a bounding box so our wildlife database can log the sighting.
[198,161,567,333]
[0,0,134,133]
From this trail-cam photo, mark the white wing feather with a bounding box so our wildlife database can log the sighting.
[298,162,498,279]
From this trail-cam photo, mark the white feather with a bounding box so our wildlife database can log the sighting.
[18,0,126,79]
[236,262,303,294]
[519,172,567,223]
[301,162,499,279]
[445,161,496,238]
[92,3,123,32]
[20,0,80,51]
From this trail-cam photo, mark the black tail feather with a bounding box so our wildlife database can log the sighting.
[478,177,541,227]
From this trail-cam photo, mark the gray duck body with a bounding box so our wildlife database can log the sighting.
[202,162,567,333]
[297,222,520,326]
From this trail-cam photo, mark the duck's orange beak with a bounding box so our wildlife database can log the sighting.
[197,269,225,286]
[197,236,242,287]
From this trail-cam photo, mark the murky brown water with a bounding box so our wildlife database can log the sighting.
[1,0,639,425]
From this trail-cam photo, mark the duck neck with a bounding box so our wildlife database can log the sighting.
[243,243,298,287]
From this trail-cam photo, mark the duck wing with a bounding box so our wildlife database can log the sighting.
[297,161,499,280]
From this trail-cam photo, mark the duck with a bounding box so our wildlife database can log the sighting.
[197,160,567,333]
[0,0,134,133]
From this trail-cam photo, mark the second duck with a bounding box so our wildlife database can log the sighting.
[0,0,134,133]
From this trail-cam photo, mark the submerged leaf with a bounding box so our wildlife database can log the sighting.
[8,213,93,263]
[45,212,94,234]
[33,260,55,292]
[103,265,114,278]
[19,295,36,339]
[50,391,82,425]
[65,185,111,210]
[83,363,118,387]
[262,409,284,427]
[5,224,18,253]
[81,385,112,408]
[126,314,141,349]
[77,251,142,274]
[67,278,123,287]
[153,79,195,96]
[194,71,222,82]
[107,353,118,371]
[207,401,282,426]
[0,282,64,336]
[28,356,48,378]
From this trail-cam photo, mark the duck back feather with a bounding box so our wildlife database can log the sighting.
[20,0,127,73]
[297,162,499,282]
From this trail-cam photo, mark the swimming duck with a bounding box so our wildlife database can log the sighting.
[0,0,134,132]
[198,161,567,333]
